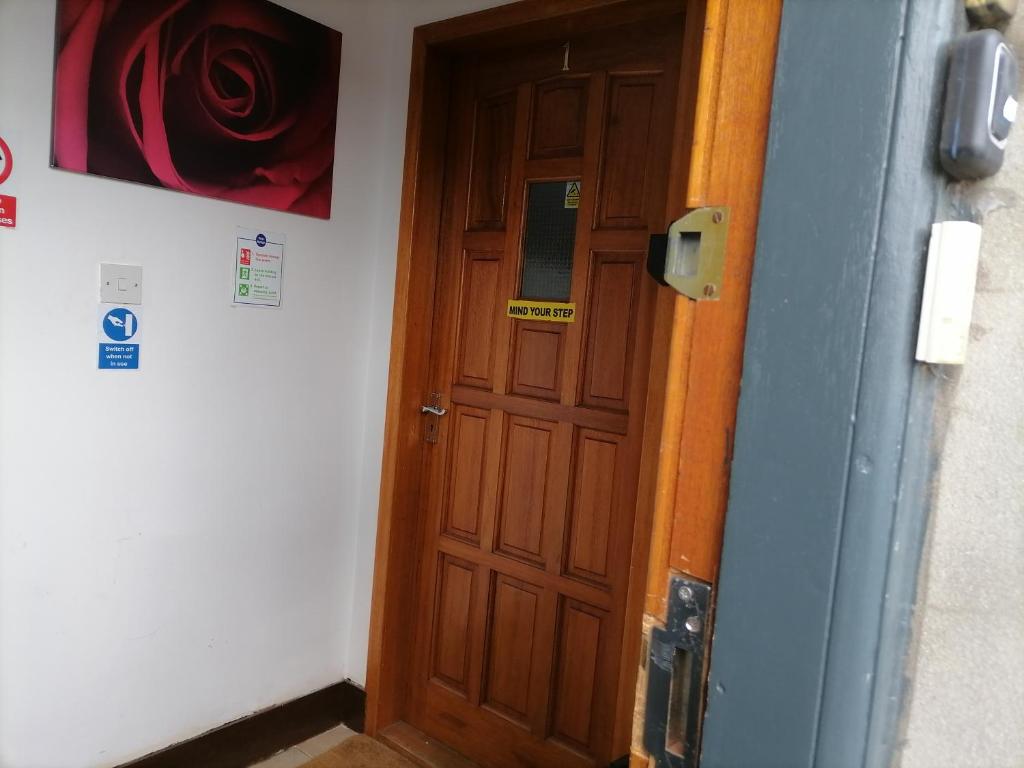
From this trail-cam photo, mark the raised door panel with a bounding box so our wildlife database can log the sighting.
[442,405,491,544]
[510,323,565,400]
[468,92,516,231]
[565,430,620,586]
[457,252,502,389]
[431,556,478,695]
[530,76,590,159]
[495,416,556,566]
[483,574,541,723]
[549,600,606,752]
[596,76,660,230]
[581,252,642,410]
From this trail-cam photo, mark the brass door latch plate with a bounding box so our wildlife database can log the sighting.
[648,206,730,301]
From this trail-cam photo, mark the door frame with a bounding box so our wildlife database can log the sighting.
[365,0,782,755]
[699,2,958,766]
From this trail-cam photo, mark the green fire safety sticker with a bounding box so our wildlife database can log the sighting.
[234,227,285,307]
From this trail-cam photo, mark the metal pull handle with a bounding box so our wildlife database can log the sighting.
[422,393,447,444]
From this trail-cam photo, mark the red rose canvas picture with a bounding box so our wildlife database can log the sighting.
[52,0,342,218]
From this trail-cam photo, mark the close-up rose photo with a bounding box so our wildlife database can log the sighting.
[51,0,342,218]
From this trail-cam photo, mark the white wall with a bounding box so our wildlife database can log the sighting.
[899,11,1024,767]
[0,2,500,767]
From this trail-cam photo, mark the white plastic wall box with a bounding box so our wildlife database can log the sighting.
[915,221,983,365]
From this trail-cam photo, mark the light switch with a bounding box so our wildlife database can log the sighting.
[100,263,142,305]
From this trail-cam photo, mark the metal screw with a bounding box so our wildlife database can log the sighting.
[685,616,703,634]
[703,283,716,297]
[678,586,693,602]
[712,211,724,224]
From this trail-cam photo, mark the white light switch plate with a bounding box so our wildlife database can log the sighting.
[100,264,142,305]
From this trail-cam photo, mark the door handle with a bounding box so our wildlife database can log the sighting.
[421,393,447,445]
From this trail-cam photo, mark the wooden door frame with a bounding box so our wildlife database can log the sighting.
[365,0,782,756]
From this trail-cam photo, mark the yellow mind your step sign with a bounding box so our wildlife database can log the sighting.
[506,299,576,323]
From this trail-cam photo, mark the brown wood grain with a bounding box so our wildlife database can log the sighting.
[631,0,781,763]
[530,76,590,159]
[453,384,629,434]
[510,324,566,399]
[566,430,621,585]
[403,13,684,767]
[432,555,478,692]
[668,0,782,582]
[614,0,705,746]
[367,3,782,767]
[468,92,516,230]
[417,0,685,49]
[441,406,490,544]
[582,253,644,410]
[456,253,502,389]
[365,31,451,733]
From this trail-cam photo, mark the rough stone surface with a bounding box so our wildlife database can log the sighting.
[899,14,1024,768]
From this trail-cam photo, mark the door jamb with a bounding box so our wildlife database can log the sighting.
[632,2,781,763]
[364,1,782,753]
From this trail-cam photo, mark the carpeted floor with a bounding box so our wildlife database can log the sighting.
[298,735,417,768]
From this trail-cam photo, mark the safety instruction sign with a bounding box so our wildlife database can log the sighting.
[0,195,15,228]
[506,299,576,323]
[564,181,581,209]
[98,305,141,370]
[234,227,285,307]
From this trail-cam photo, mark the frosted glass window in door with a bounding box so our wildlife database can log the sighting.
[519,181,579,301]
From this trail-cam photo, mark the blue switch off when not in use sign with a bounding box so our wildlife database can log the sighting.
[99,306,140,370]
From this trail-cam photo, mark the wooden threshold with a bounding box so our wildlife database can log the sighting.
[379,721,480,768]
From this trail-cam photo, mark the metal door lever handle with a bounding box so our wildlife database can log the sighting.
[421,404,448,416]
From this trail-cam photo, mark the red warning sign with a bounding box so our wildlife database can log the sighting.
[0,136,12,186]
[0,195,17,228]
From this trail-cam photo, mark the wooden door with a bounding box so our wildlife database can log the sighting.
[410,16,685,768]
